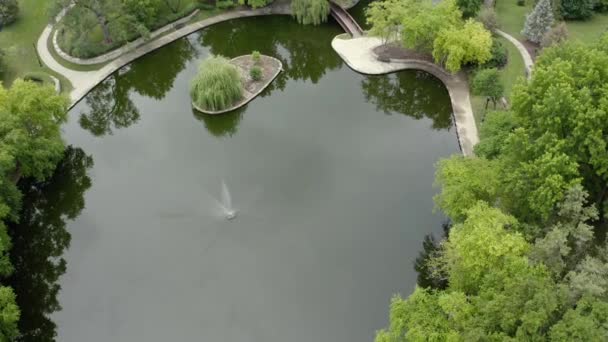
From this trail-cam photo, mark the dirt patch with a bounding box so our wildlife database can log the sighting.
[372,43,435,63]
[231,55,281,94]
[520,39,539,60]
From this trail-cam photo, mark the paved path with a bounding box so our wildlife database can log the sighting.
[496,29,534,78]
[330,3,363,37]
[332,36,479,156]
[37,5,291,108]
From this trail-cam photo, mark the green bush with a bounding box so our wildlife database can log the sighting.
[250,66,262,81]
[484,40,508,68]
[540,21,568,47]
[517,0,525,6]
[216,0,236,9]
[472,68,504,108]
[252,50,261,64]
[190,56,243,111]
[560,0,594,19]
[238,0,273,8]
[595,0,608,12]
[478,7,499,32]
[0,0,18,27]
[291,0,330,26]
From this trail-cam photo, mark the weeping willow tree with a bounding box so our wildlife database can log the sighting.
[291,0,330,26]
[190,56,243,111]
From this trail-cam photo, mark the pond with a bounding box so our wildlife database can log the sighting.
[9,16,458,342]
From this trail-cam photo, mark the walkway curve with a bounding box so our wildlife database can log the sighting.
[332,36,479,156]
[37,5,291,108]
[496,29,534,78]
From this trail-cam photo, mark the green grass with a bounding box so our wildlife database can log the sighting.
[566,12,608,44]
[495,0,532,38]
[0,0,50,86]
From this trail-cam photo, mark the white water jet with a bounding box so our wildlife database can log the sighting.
[219,180,237,220]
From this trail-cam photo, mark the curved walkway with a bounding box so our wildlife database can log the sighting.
[332,36,479,156]
[496,29,534,78]
[330,3,363,37]
[37,5,291,108]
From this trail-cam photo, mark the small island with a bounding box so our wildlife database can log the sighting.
[190,52,283,115]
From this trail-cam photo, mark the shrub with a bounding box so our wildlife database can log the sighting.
[560,0,594,19]
[472,68,504,108]
[456,0,483,17]
[484,40,508,68]
[190,56,243,111]
[596,0,608,12]
[522,0,554,43]
[0,0,18,27]
[250,66,262,81]
[433,19,493,73]
[540,22,568,47]
[478,7,499,32]
[517,0,525,6]
[291,0,330,26]
[252,50,261,64]
[216,0,236,9]
[238,0,273,8]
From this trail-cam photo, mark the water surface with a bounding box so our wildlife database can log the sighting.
[11,16,457,342]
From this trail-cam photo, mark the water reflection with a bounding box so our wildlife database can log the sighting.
[192,106,245,137]
[198,16,343,84]
[361,71,453,130]
[7,147,93,341]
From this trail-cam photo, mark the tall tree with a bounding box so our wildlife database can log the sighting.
[0,80,68,181]
[522,0,555,44]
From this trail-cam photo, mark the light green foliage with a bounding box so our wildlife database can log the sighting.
[565,255,608,300]
[250,66,262,81]
[401,0,462,53]
[474,110,515,159]
[0,286,19,341]
[291,0,330,26]
[0,0,18,26]
[456,0,483,17]
[238,0,273,9]
[522,0,554,43]
[434,156,501,222]
[433,19,493,73]
[472,68,504,107]
[444,202,528,293]
[550,296,608,340]
[0,80,69,181]
[190,56,243,111]
[251,50,261,64]
[365,0,410,43]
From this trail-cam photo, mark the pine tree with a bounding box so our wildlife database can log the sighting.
[522,0,554,44]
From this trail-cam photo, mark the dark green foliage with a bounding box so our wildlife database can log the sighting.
[474,111,514,159]
[517,0,525,6]
[456,0,483,17]
[596,0,608,12]
[484,39,508,68]
[238,0,273,8]
[190,56,243,111]
[560,0,595,19]
[291,0,330,26]
[0,0,18,27]
[472,68,504,108]
[250,65,262,81]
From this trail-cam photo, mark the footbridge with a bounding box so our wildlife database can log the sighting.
[330,2,363,37]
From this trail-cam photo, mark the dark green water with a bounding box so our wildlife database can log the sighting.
[10,16,457,342]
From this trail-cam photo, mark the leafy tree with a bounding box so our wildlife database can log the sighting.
[401,0,462,53]
[0,80,69,181]
[190,56,242,111]
[238,0,273,8]
[0,286,19,341]
[291,0,330,26]
[474,110,515,159]
[483,39,508,69]
[472,68,504,109]
[0,0,18,27]
[365,0,410,43]
[522,0,555,43]
[560,0,595,20]
[550,296,608,340]
[432,19,493,72]
[434,156,501,222]
[541,21,569,48]
[123,0,160,28]
[161,0,184,13]
[456,0,483,17]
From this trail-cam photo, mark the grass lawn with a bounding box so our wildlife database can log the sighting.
[495,0,532,39]
[567,12,608,44]
[471,36,525,126]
